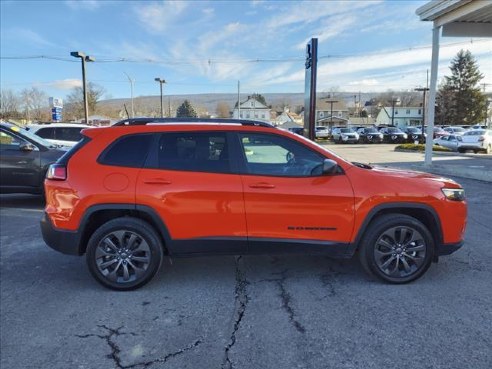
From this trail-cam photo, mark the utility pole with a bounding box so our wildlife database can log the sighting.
[154,78,166,118]
[237,81,241,119]
[70,51,95,124]
[123,72,135,118]
[326,98,339,127]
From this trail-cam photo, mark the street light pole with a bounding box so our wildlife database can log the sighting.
[124,72,135,118]
[70,51,95,124]
[415,87,429,141]
[390,97,400,127]
[326,99,338,127]
[154,78,166,118]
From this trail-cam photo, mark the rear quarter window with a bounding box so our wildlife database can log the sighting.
[98,134,153,168]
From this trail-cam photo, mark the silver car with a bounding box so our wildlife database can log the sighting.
[458,129,492,154]
[433,134,460,151]
[332,127,359,144]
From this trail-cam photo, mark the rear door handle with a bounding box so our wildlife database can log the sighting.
[143,178,172,185]
[249,182,276,189]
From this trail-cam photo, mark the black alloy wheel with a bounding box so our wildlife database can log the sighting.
[86,217,163,290]
[358,214,434,283]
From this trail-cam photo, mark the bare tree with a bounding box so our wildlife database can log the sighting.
[65,82,106,120]
[0,89,21,119]
[216,101,230,118]
[20,87,49,121]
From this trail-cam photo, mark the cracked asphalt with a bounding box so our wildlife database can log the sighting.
[1,176,491,369]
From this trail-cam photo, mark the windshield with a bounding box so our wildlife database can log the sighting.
[387,128,401,133]
[453,127,465,132]
[464,130,485,136]
[340,128,353,133]
[366,128,378,133]
[407,127,419,132]
[316,127,327,131]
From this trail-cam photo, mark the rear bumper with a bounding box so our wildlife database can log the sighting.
[40,213,83,255]
[437,240,464,256]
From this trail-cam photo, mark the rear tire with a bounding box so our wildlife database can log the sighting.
[358,214,434,284]
[86,217,163,290]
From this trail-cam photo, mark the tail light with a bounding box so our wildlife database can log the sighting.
[46,164,67,180]
[478,136,485,142]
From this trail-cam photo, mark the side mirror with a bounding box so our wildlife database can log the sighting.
[322,159,338,175]
[19,143,35,152]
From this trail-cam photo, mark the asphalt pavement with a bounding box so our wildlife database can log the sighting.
[1,171,491,369]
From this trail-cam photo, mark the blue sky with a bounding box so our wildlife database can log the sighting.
[1,0,491,101]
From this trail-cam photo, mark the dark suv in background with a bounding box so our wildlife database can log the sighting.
[0,122,66,194]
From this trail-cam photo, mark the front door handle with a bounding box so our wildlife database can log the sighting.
[249,182,276,189]
[143,178,172,185]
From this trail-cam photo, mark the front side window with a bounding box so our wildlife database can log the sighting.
[238,133,324,177]
[55,127,83,142]
[157,132,230,174]
[36,128,55,139]
[0,130,23,147]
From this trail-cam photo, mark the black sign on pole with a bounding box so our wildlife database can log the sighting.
[304,38,318,141]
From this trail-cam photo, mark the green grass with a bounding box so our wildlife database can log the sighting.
[395,143,452,152]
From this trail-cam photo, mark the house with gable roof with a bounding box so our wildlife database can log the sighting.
[232,96,271,121]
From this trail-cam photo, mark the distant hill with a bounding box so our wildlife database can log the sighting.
[97,92,378,118]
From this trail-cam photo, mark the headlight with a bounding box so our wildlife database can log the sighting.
[403,134,408,139]
[442,188,465,201]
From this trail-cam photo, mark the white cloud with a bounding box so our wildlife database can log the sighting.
[202,7,214,15]
[296,15,358,50]
[65,0,101,11]
[135,1,188,33]
[348,79,379,86]
[266,1,379,30]
[3,28,54,47]
[43,79,82,90]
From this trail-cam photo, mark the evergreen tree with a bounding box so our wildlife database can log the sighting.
[436,50,487,125]
[176,100,197,118]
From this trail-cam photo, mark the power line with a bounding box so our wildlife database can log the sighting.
[1,39,489,65]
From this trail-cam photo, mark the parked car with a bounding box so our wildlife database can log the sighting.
[443,126,466,136]
[288,127,304,136]
[433,127,450,139]
[433,135,461,151]
[403,127,425,143]
[315,126,329,139]
[357,127,383,143]
[41,117,466,290]
[0,122,67,194]
[26,123,91,147]
[381,127,408,143]
[458,129,492,154]
[332,127,359,144]
[471,124,487,130]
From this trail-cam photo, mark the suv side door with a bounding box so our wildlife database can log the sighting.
[235,132,355,253]
[136,131,247,255]
[0,127,41,190]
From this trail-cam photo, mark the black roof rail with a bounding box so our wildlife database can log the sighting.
[112,117,275,128]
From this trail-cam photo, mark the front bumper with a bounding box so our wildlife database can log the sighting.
[40,213,83,255]
[437,240,464,256]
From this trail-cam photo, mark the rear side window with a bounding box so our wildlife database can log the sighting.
[99,134,153,168]
[155,132,230,174]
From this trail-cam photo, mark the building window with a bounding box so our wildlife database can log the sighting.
[246,113,250,118]
[261,114,265,119]
[395,109,398,115]
[406,109,411,114]
[338,111,342,117]
[240,113,243,118]
[418,109,422,115]
[319,112,324,118]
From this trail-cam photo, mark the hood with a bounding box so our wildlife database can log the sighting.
[368,165,462,188]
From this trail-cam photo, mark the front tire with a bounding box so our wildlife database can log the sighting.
[358,214,434,284]
[86,217,163,290]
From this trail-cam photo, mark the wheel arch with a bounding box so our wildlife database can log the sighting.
[78,204,172,255]
[354,203,443,253]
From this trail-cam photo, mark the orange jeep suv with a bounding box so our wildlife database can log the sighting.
[41,118,467,290]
